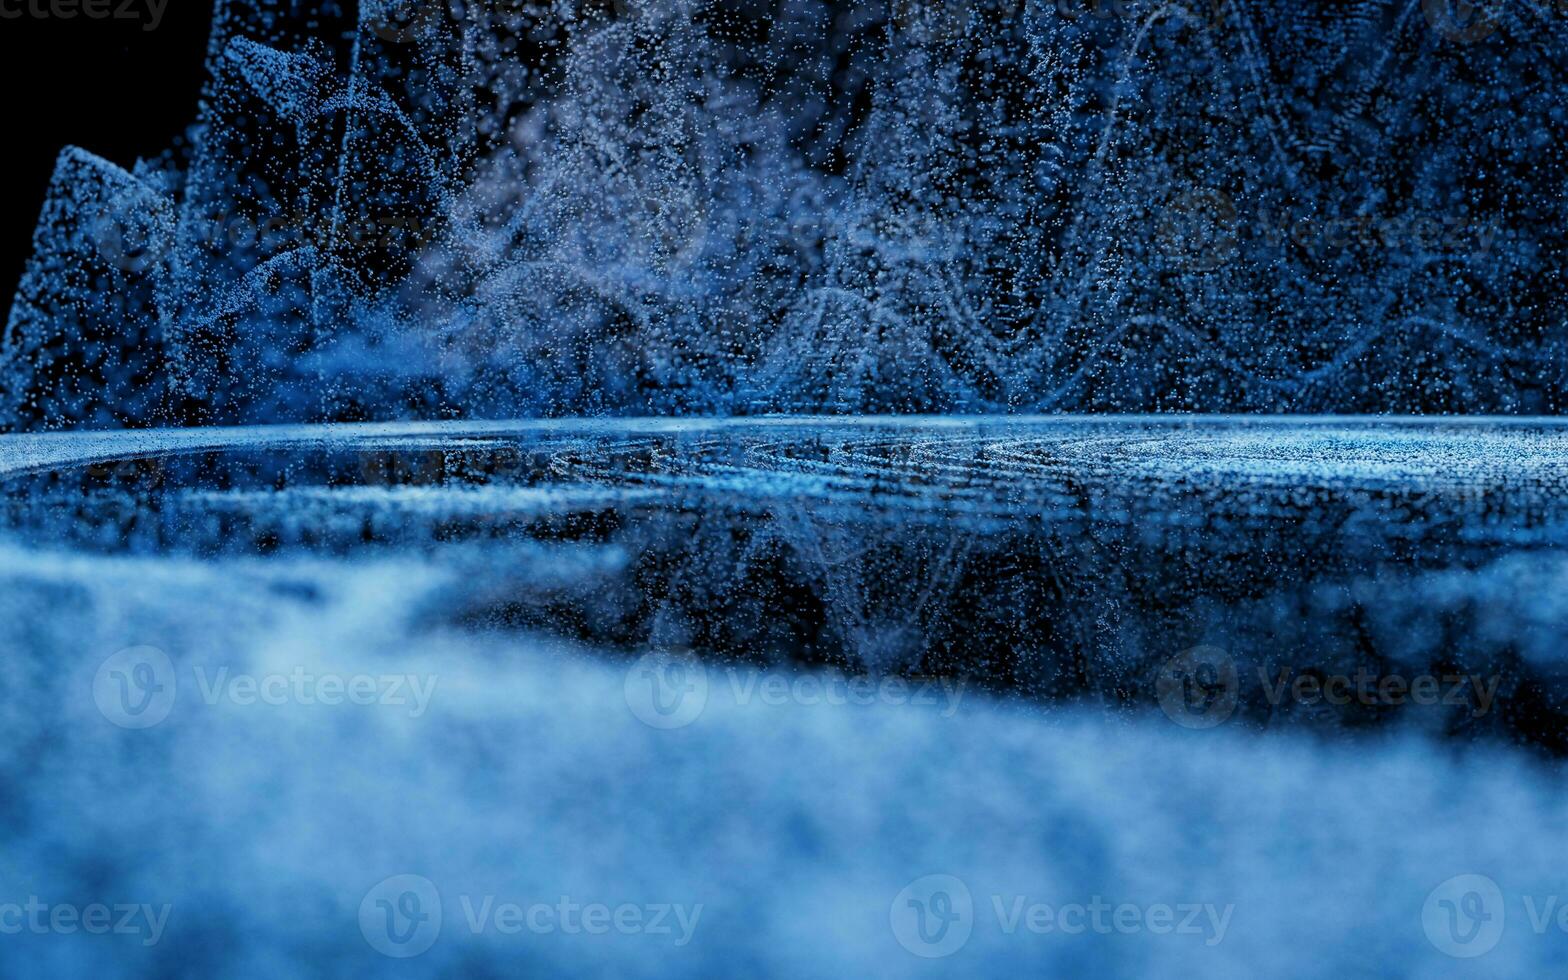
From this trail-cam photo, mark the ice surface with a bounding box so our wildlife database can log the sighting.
[4,414,1568,723]
[6,417,1568,733]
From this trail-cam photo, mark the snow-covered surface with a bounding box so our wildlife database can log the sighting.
[1,416,1566,976]
[5,411,1568,477]
[0,544,1565,978]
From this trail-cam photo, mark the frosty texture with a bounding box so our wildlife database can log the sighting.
[5,415,1567,744]
[1,514,1566,976]
[5,0,1563,427]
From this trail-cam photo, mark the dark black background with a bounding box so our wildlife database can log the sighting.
[0,4,212,304]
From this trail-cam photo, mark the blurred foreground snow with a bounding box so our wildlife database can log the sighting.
[0,416,1565,976]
